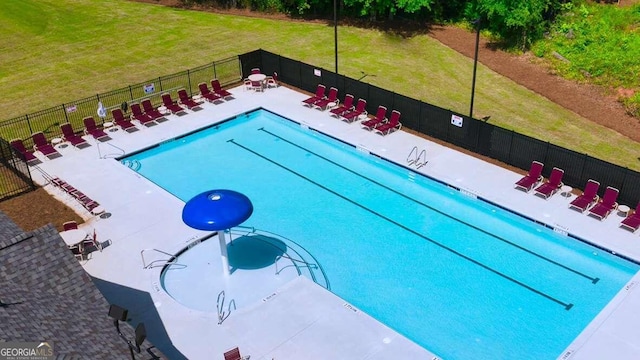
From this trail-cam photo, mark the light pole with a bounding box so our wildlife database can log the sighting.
[469,18,481,118]
[334,0,338,74]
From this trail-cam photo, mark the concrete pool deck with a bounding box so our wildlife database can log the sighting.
[29,85,640,359]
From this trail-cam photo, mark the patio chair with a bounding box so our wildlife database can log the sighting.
[243,78,253,91]
[312,87,339,110]
[265,72,279,88]
[250,68,261,74]
[620,203,640,233]
[177,89,202,110]
[330,94,355,118]
[142,99,167,122]
[569,179,600,213]
[302,84,326,107]
[83,117,109,141]
[198,82,223,103]
[373,110,402,135]
[112,109,138,132]
[534,167,564,199]
[514,161,544,192]
[250,80,264,92]
[83,229,102,252]
[211,79,233,100]
[361,106,388,130]
[223,347,249,360]
[9,138,39,164]
[161,93,187,115]
[60,123,89,148]
[31,132,61,159]
[340,98,367,123]
[588,186,619,221]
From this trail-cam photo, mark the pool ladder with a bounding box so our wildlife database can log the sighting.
[274,254,318,275]
[216,290,236,325]
[407,146,427,169]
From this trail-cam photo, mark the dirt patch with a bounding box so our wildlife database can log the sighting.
[0,187,83,232]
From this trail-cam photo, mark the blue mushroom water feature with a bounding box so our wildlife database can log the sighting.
[182,189,253,276]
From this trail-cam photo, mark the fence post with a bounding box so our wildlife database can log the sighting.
[129,85,134,101]
[158,77,163,92]
[213,61,217,80]
[187,69,192,96]
[62,103,70,124]
[25,114,34,137]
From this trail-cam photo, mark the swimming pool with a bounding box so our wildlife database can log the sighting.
[122,109,639,360]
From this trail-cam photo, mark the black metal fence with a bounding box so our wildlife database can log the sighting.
[246,49,640,206]
[0,138,34,201]
[0,56,242,151]
[2,49,639,207]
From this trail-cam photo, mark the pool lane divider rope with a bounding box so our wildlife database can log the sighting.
[228,138,574,311]
[255,128,600,285]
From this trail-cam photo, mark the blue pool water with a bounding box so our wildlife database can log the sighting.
[123,109,639,360]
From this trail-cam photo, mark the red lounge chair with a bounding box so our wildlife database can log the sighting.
[302,84,326,107]
[130,103,157,126]
[569,179,600,213]
[223,347,249,360]
[142,99,166,122]
[312,87,339,110]
[340,98,367,123]
[361,106,388,130]
[373,110,402,135]
[514,161,544,192]
[10,138,39,164]
[60,123,89,148]
[177,89,202,110]
[161,93,187,115]
[211,79,233,100]
[620,203,640,232]
[534,167,564,199]
[198,82,223,103]
[31,132,60,159]
[83,117,109,141]
[588,186,619,220]
[112,109,138,132]
[330,94,354,118]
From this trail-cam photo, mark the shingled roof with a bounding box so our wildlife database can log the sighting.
[0,215,165,359]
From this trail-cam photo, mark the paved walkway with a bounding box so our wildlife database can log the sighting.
[31,85,640,360]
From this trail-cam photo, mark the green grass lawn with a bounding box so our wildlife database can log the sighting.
[1,0,639,170]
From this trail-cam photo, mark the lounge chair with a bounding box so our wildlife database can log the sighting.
[130,103,157,126]
[142,99,167,122]
[514,161,544,192]
[177,89,202,110]
[112,109,138,132]
[361,106,388,130]
[330,94,355,118]
[340,98,367,123]
[534,167,564,199]
[569,179,600,213]
[373,110,402,135]
[63,221,78,231]
[31,132,61,159]
[161,93,187,115]
[198,82,223,103]
[60,123,89,148]
[302,84,326,107]
[83,117,110,141]
[223,347,249,360]
[312,87,338,110]
[9,138,39,164]
[211,79,233,100]
[588,186,619,221]
[620,203,640,232]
